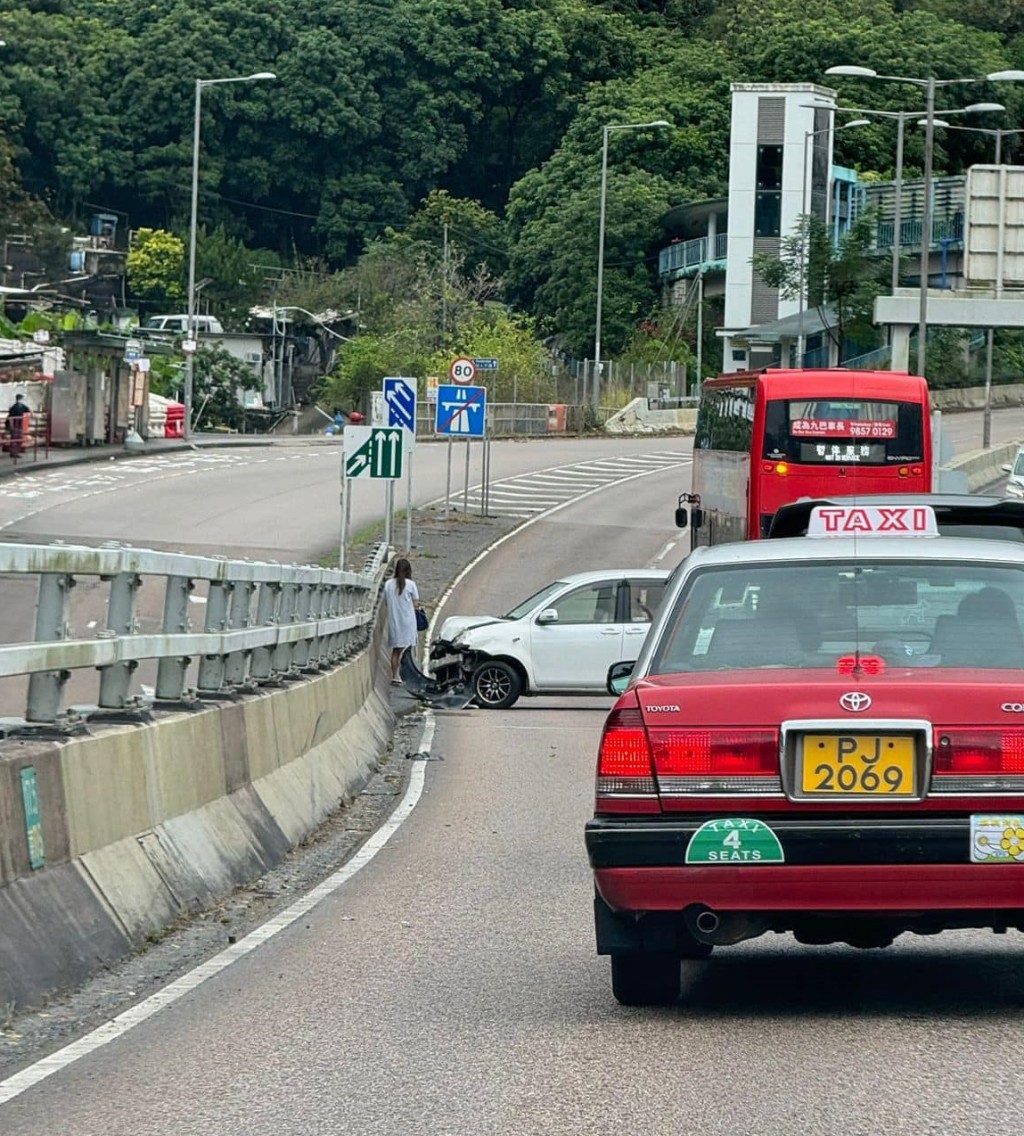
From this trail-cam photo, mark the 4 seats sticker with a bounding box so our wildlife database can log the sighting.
[685,818,785,864]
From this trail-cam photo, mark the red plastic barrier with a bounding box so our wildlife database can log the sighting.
[164,402,185,439]
[547,404,566,433]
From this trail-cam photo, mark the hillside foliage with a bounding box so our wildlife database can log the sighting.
[1,0,1022,358]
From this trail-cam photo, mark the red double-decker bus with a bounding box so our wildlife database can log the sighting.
[679,369,932,547]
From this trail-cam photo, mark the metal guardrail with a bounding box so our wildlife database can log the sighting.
[2,540,390,726]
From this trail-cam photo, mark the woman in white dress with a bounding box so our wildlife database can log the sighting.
[383,558,420,684]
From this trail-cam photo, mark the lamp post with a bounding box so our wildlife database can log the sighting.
[825,65,1022,379]
[835,103,1005,296]
[594,118,670,409]
[797,118,869,367]
[928,124,1024,447]
[184,71,275,441]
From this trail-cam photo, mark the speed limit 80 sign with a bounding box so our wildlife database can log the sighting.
[449,357,477,385]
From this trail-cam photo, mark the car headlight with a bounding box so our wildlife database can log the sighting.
[1007,481,1024,498]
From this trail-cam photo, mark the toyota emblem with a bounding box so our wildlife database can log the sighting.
[839,691,872,713]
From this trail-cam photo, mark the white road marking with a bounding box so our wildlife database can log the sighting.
[0,711,435,1107]
[651,538,678,564]
[438,451,692,518]
[0,449,328,534]
[0,445,693,1105]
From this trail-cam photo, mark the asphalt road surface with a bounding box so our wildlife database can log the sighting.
[2,455,1022,1135]
[0,436,692,714]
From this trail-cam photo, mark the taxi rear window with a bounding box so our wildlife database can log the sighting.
[650,561,1024,674]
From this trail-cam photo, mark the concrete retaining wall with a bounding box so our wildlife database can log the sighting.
[941,438,1022,493]
[0,610,394,1013]
[932,383,1024,412]
[604,398,697,435]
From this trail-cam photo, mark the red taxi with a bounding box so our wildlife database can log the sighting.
[585,503,1024,1005]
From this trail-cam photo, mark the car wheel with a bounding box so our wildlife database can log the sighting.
[471,659,522,709]
[610,951,680,1006]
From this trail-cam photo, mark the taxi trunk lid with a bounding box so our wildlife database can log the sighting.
[635,669,1024,810]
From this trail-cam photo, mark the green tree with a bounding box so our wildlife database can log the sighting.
[195,224,280,329]
[752,213,887,361]
[505,40,731,356]
[126,228,185,309]
[403,190,506,278]
[435,308,553,403]
[191,345,261,430]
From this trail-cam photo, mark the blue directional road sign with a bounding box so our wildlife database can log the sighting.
[473,357,499,371]
[435,384,486,437]
[383,376,417,435]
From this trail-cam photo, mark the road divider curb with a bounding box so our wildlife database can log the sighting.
[0,610,395,1018]
[942,437,1023,493]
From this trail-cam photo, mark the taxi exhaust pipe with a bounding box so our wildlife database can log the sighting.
[685,906,768,946]
[695,909,720,936]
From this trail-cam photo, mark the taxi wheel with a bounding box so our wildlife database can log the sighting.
[471,660,521,709]
[610,951,680,1006]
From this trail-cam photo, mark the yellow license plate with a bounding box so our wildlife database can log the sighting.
[800,734,917,797]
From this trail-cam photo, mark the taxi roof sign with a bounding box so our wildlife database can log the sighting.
[807,504,939,538]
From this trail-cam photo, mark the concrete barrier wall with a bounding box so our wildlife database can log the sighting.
[931,383,1024,412]
[942,438,1022,493]
[605,398,697,434]
[0,608,394,1013]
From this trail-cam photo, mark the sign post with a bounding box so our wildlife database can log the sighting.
[436,382,487,518]
[339,456,348,570]
[343,424,405,552]
[384,377,417,551]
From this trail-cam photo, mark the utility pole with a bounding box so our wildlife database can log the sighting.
[441,222,449,339]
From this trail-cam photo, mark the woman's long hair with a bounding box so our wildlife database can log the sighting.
[393,557,412,595]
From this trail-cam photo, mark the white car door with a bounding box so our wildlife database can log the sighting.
[528,580,624,690]
[622,577,668,656]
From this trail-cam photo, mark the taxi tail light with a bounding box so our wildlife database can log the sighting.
[596,707,657,810]
[649,729,778,777]
[933,730,1024,776]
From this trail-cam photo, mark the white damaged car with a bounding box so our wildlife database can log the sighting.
[429,570,669,708]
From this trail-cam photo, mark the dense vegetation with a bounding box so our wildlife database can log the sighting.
[2,0,1023,391]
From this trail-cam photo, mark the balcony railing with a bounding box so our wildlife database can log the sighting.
[875,213,964,251]
[659,232,728,278]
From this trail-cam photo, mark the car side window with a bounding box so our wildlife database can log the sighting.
[548,583,619,625]
[628,582,666,623]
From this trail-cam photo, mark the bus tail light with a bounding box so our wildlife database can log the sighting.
[596,707,658,811]
[932,729,1024,792]
[911,465,923,476]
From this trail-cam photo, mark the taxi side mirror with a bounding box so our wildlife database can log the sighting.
[607,660,635,696]
[536,608,559,624]
[1001,464,1013,474]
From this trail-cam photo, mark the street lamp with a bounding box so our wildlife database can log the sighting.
[184,71,275,441]
[835,103,1004,295]
[796,118,869,367]
[825,65,1021,378]
[594,118,671,408]
[923,122,1024,447]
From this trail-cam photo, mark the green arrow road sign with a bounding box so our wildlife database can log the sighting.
[685,818,784,865]
[344,426,403,480]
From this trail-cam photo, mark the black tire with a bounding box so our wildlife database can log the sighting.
[610,951,680,1006]
[471,659,522,709]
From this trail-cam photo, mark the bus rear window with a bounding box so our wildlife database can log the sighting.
[763,399,924,465]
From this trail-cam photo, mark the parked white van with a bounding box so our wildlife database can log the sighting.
[143,314,224,334]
